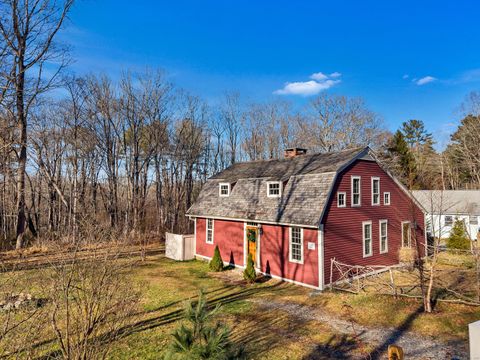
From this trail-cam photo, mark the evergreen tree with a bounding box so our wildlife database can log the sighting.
[447,219,471,250]
[243,253,256,283]
[401,119,439,188]
[387,130,417,188]
[209,246,224,272]
[401,119,433,151]
[164,292,245,360]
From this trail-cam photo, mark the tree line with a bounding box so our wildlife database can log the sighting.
[0,0,479,250]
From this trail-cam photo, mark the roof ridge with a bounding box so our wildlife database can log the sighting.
[229,146,365,166]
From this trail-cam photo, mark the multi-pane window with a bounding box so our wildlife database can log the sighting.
[267,182,281,197]
[384,192,391,205]
[372,178,380,205]
[444,216,453,227]
[219,183,230,197]
[402,221,411,248]
[206,219,214,244]
[380,220,388,253]
[352,177,361,206]
[363,221,372,257]
[289,227,303,263]
[337,192,346,207]
[470,216,478,225]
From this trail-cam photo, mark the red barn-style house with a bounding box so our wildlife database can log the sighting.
[186,147,425,290]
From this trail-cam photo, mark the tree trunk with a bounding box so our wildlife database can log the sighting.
[15,63,27,249]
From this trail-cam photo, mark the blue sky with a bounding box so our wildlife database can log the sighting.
[63,0,480,148]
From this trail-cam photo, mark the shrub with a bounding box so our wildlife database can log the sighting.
[209,246,224,272]
[447,219,471,250]
[164,292,245,360]
[398,247,416,266]
[243,253,256,283]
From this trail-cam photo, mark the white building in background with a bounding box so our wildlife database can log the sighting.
[412,190,480,240]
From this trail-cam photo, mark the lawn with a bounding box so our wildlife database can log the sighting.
[0,248,478,359]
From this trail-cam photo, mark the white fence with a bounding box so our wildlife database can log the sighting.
[165,232,195,261]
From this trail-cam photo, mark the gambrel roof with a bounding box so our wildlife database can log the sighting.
[187,147,373,227]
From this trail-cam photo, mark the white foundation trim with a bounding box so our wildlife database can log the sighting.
[194,254,320,290]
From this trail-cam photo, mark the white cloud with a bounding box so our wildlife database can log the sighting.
[415,76,436,85]
[310,72,328,81]
[402,74,409,79]
[274,71,341,96]
[274,80,340,96]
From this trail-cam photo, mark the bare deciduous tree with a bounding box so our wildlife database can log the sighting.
[0,0,74,248]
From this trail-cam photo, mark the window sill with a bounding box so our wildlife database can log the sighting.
[289,259,304,265]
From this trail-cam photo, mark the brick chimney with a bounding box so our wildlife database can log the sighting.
[284,147,308,158]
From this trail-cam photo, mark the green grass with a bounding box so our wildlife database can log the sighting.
[1,251,478,359]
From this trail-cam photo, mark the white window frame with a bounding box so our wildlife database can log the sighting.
[401,221,411,248]
[219,183,231,197]
[470,216,478,226]
[371,177,380,206]
[337,192,346,208]
[362,221,373,257]
[289,227,304,264]
[351,176,361,207]
[206,218,214,244]
[379,219,388,254]
[384,192,391,205]
[267,181,282,198]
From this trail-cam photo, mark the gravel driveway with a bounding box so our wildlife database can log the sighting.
[250,298,468,360]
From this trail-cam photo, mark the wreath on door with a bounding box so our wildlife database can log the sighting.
[247,229,256,243]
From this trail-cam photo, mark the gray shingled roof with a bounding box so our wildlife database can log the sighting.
[412,190,480,215]
[187,147,370,227]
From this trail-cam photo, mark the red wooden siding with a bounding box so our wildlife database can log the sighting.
[195,218,244,266]
[323,160,425,284]
[195,218,319,288]
[259,225,319,287]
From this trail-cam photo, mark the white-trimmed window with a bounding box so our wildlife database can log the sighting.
[384,192,391,205]
[470,216,478,225]
[371,177,380,205]
[401,221,411,248]
[337,192,346,207]
[379,220,388,254]
[351,176,361,206]
[219,183,230,197]
[362,221,373,257]
[206,218,214,244]
[289,227,303,264]
[267,181,282,198]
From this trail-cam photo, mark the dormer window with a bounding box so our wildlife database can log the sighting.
[267,181,282,198]
[219,183,230,197]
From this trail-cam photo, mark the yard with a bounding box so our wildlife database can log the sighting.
[0,245,477,359]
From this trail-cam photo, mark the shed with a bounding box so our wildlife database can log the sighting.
[165,232,195,261]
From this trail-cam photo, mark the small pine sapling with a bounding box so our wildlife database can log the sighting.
[243,253,256,283]
[209,245,224,272]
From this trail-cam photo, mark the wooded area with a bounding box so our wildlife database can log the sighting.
[0,0,480,251]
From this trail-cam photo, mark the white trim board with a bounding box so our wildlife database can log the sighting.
[318,225,325,290]
[187,214,318,229]
[194,254,320,290]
